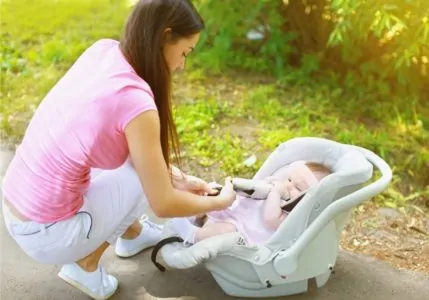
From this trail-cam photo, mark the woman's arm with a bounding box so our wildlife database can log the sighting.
[124,110,234,217]
[263,185,288,230]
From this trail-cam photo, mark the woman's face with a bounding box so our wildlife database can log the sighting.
[163,32,200,72]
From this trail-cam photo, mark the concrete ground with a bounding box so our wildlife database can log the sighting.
[1,148,428,300]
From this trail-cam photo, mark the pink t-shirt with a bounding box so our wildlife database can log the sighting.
[2,39,157,223]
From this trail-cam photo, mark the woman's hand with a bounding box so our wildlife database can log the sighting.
[170,165,216,195]
[216,177,236,209]
[170,165,235,210]
[182,174,217,195]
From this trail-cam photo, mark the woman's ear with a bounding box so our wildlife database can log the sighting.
[164,27,173,43]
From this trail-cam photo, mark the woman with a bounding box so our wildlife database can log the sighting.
[1,0,236,299]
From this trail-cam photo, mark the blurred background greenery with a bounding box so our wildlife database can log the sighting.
[1,0,428,209]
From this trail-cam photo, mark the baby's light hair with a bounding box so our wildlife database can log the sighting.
[305,162,331,182]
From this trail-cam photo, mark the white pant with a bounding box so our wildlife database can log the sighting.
[2,161,148,265]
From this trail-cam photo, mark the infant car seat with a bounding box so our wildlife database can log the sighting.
[151,137,392,298]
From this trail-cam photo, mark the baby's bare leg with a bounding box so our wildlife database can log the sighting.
[195,222,237,242]
[169,218,237,244]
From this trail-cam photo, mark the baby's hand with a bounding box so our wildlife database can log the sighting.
[264,176,277,184]
[272,181,289,199]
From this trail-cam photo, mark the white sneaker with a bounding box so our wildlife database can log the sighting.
[58,263,118,300]
[115,215,163,258]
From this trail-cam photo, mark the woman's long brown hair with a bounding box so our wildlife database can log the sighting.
[120,0,204,168]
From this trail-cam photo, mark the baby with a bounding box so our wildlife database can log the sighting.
[169,161,331,247]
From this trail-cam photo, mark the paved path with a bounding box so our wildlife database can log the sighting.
[1,148,428,300]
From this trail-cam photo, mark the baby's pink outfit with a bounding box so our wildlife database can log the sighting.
[207,195,279,246]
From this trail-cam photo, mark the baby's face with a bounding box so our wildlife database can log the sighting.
[269,163,319,200]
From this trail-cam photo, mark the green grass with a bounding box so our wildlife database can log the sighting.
[173,74,429,208]
[1,0,130,138]
[1,0,428,209]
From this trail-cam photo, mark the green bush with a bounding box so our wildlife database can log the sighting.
[193,0,428,102]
